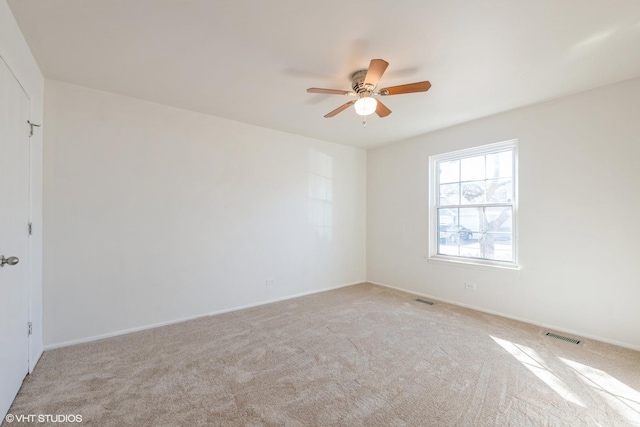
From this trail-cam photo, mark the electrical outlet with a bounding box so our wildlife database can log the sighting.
[465,282,477,290]
[266,279,275,286]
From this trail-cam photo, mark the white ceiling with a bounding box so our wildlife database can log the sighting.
[8,0,640,148]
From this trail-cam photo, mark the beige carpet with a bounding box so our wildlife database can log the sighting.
[5,283,640,426]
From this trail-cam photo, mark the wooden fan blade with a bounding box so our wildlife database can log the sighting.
[307,88,354,95]
[364,59,389,87]
[379,81,431,96]
[375,100,392,118]
[324,100,356,118]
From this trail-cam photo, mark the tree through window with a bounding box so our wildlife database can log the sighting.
[431,140,517,266]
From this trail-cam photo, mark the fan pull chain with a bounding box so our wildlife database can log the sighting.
[362,115,367,127]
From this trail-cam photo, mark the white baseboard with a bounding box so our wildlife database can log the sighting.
[44,280,365,351]
[368,280,640,352]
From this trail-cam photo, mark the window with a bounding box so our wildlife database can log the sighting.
[430,140,518,268]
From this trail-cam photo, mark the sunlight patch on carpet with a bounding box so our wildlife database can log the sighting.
[490,335,586,408]
[560,357,640,425]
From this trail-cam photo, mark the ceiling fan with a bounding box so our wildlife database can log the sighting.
[307,59,431,123]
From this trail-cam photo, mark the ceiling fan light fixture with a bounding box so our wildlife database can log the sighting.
[354,96,377,116]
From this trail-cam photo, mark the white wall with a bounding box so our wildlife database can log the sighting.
[43,80,366,347]
[0,0,44,371]
[367,76,640,350]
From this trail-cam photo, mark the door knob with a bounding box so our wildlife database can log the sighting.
[0,256,19,267]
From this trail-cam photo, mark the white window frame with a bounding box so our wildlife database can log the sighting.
[428,139,519,270]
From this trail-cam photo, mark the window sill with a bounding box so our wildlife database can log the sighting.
[426,255,521,273]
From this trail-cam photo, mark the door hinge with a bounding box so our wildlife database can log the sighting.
[28,322,32,336]
[28,222,33,236]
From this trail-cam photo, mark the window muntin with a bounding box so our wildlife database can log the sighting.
[431,141,517,267]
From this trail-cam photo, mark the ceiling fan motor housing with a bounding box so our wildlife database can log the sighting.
[351,70,375,94]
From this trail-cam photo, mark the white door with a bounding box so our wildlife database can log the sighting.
[0,56,31,419]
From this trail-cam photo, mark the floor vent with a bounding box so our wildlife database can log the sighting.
[544,331,583,346]
[415,298,435,306]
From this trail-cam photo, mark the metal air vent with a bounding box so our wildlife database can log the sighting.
[544,331,583,346]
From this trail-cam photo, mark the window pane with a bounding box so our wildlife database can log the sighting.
[461,181,485,204]
[438,208,457,227]
[459,208,481,235]
[438,208,458,255]
[460,243,481,259]
[439,160,459,184]
[478,207,513,261]
[485,178,513,203]
[439,183,459,205]
[439,241,459,256]
[487,245,513,262]
[486,151,512,179]
[438,208,483,256]
[483,206,512,232]
[460,155,485,181]
[457,208,481,258]
[438,209,455,247]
